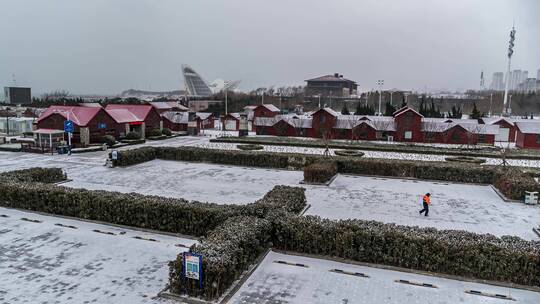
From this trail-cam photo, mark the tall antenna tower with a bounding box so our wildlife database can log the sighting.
[11,73,17,86]
[502,24,516,116]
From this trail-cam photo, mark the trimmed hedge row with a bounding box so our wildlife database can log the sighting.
[270,214,540,286]
[304,161,337,184]
[0,167,306,237]
[0,167,65,184]
[210,136,540,160]
[111,146,157,166]
[169,216,271,300]
[114,147,537,199]
[0,180,237,236]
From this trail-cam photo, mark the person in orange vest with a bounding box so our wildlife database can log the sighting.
[419,193,431,216]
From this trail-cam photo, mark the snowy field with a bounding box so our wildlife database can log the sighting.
[0,207,196,304]
[196,141,540,168]
[229,251,540,304]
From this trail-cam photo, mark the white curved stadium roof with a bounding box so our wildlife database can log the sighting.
[182,64,213,97]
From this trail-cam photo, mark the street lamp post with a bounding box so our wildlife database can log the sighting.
[376,80,384,115]
[503,25,516,116]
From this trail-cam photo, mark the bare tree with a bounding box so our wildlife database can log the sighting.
[42,90,71,101]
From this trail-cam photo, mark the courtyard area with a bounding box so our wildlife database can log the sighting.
[229,251,540,304]
[1,148,538,240]
[0,207,195,304]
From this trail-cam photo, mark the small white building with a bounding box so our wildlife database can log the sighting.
[0,117,35,135]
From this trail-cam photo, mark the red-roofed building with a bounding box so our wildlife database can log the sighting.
[36,106,117,146]
[149,101,188,114]
[516,121,540,149]
[253,104,280,120]
[105,104,162,138]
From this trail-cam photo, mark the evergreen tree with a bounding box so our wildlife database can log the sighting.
[341,103,350,115]
[419,96,427,116]
[355,102,362,115]
[384,102,397,116]
[354,103,375,115]
[471,103,481,119]
[401,95,407,108]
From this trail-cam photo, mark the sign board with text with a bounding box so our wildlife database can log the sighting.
[183,252,203,288]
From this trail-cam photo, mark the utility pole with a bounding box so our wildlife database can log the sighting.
[389,90,394,106]
[503,25,516,116]
[376,80,384,115]
[489,93,493,117]
[225,88,228,115]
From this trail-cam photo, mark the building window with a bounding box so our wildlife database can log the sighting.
[451,132,460,142]
[536,134,540,144]
[320,115,326,124]
[404,131,412,140]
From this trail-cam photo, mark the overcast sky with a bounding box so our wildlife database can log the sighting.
[1,0,539,95]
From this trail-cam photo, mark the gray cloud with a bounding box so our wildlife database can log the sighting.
[1,0,539,94]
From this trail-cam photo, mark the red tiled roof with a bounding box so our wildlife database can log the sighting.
[105,104,154,121]
[37,106,102,126]
[106,108,142,123]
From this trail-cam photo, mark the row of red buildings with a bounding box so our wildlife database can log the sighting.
[35,102,214,146]
[252,106,540,149]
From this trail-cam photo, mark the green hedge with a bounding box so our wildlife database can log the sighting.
[210,136,540,160]
[169,216,271,300]
[0,167,65,184]
[111,146,157,167]
[0,180,239,236]
[114,147,536,199]
[270,214,540,286]
[304,161,337,184]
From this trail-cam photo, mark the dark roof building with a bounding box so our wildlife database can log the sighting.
[305,73,357,97]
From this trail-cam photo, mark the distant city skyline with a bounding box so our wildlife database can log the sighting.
[1,0,539,95]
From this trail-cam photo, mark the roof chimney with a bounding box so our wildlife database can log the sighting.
[334,73,339,78]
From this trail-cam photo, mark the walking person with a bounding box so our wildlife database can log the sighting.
[419,193,431,216]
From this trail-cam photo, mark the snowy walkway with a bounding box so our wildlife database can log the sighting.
[228,251,540,304]
[0,207,195,304]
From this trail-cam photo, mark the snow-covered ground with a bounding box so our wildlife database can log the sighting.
[63,160,296,205]
[304,175,540,240]
[0,207,196,304]
[229,251,540,304]
[195,142,540,168]
[1,151,538,239]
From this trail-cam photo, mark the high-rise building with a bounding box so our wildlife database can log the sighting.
[509,69,522,90]
[490,72,504,91]
[517,78,537,93]
[521,71,529,85]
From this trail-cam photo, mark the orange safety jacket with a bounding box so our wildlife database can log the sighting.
[423,195,431,205]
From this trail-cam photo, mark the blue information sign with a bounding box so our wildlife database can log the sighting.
[183,252,203,289]
[64,120,74,133]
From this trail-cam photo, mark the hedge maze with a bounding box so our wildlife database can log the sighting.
[1,148,539,301]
